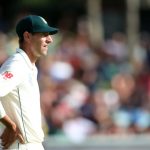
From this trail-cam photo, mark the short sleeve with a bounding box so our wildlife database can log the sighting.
[0,58,24,97]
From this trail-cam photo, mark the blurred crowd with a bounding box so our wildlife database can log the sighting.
[1,15,150,143]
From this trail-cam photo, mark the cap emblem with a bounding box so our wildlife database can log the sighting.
[40,17,48,25]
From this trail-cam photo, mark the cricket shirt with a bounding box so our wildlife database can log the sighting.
[0,48,44,143]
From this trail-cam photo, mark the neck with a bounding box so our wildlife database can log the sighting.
[20,46,37,64]
[25,50,37,64]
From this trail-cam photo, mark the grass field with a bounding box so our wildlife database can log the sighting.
[43,134,150,150]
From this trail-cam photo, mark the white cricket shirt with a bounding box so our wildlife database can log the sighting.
[0,48,44,143]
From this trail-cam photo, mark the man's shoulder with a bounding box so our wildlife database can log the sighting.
[0,53,25,71]
[5,52,24,64]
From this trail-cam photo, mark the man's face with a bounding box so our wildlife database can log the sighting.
[29,32,53,57]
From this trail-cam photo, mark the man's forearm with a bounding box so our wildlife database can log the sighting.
[0,115,25,149]
[0,115,16,129]
[0,101,16,129]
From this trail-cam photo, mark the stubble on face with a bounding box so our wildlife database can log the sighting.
[30,34,49,58]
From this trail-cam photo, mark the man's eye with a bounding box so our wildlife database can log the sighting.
[42,33,49,37]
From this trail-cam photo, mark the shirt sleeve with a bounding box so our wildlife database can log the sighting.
[0,58,24,97]
[0,101,6,118]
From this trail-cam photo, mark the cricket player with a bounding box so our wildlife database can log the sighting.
[0,15,58,149]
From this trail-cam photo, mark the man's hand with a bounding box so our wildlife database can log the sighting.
[0,116,25,149]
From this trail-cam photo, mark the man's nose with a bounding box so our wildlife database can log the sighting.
[47,35,53,43]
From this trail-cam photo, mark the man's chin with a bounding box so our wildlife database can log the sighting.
[43,52,48,56]
[40,52,48,57]
[43,49,48,55]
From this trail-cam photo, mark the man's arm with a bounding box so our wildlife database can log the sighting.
[0,111,25,149]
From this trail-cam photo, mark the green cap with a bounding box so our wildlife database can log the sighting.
[16,15,58,38]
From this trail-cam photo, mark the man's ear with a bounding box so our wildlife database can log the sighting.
[23,31,31,42]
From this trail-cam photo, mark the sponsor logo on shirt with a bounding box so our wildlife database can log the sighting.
[2,71,13,79]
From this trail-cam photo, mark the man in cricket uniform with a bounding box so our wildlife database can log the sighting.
[0,15,58,149]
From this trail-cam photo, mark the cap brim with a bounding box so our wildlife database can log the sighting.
[47,27,59,35]
[34,26,59,35]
